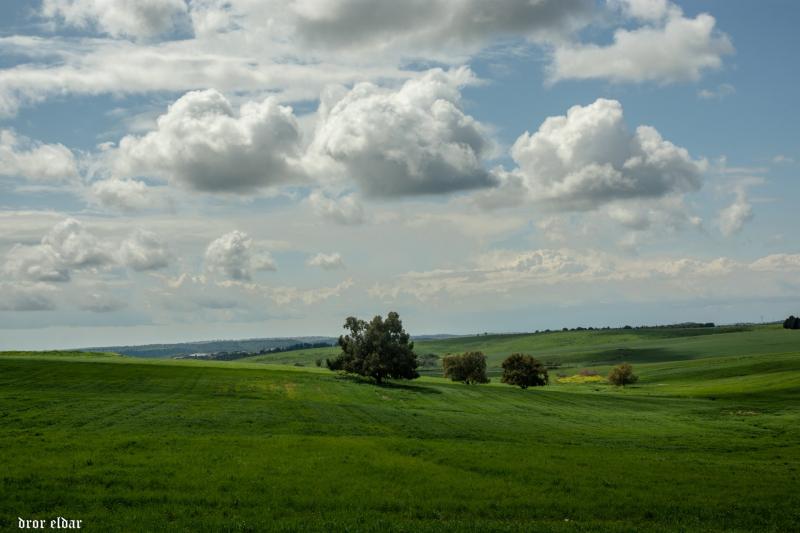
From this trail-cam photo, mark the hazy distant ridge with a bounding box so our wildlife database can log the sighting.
[82,334,462,358]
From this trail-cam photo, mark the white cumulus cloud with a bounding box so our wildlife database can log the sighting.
[508,98,706,210]
[309,67,495,197]
[205,230,276,281]
[115,89,303,193]
[118,229,171,271]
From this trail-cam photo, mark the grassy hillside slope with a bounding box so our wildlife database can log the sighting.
[240,325,797,372]
[1,334,799,531]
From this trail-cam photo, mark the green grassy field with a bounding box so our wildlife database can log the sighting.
[1,326,799,531]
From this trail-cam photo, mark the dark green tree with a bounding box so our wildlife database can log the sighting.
[608,363,638,386]
[442,352,490,384]
[784,316,799,330]
[501,353,548,389]
[326,312,418,384]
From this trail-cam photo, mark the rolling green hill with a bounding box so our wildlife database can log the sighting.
[1,327,799,531]
[239,324,796,371]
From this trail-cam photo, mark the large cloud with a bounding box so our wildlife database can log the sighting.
[507,98,706,210]
[114,89,304,193]
[549,3,733,84]
[0,0,734,121]
[0,129,79,183]
[41,0,190,40]
[204,231,277,281]
[292,0,593,54]
[309,68,495,197]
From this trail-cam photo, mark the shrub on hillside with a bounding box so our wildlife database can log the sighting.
[326,312,419,384]
[442,352,490,384]
[608,363,638,387]
[501,353,548,389]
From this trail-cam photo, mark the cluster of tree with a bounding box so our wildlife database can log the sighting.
[257,341,332,355]
[325,312,639,391]
[326,312,418,384]
[783,316,800,329]
[529,322,717,335]
[441,351,549,388]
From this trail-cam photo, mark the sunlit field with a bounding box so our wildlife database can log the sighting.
[2,325,798,531]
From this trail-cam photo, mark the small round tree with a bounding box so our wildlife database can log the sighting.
[442,351,490,385]
[501,353,548,389]
[608,363,638,387]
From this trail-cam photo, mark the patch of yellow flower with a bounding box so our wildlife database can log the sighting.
[557,374,606,384]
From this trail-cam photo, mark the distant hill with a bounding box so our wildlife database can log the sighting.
[81,334,463,358]
[81,337,338,358]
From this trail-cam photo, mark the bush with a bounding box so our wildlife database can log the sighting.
[501,353,548,389]
[315,358,322,367]
[608,363,638,386]
[326,312,418,384]
[442,352,490,384]
[783,316,800,329]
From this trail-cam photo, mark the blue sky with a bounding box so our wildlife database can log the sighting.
[0,0,798,349]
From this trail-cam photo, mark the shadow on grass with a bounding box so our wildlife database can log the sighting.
[586,347,691,364]
[332,372,442,394]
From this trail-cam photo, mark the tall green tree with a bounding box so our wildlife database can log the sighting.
[442,352,490,384]
[501,353,548,389]
[326,312,419,384]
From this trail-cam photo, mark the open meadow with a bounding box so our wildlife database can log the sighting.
[1,325,799,531]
